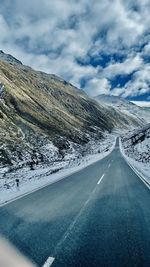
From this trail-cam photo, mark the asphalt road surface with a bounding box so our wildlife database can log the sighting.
[0,138,150,267]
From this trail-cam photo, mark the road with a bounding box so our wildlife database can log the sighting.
[0,138,150,267]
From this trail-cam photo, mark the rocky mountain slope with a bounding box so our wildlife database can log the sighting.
[95,94,150,124]
[0,51,142,170]
[121,123,150,162]
[121,124,150,184]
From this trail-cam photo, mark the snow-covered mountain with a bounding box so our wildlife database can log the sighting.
[0,51,143,172]
[131,101,150,108]
[95,94,150,124]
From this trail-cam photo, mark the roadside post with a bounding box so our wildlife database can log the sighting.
[16,178,20,190]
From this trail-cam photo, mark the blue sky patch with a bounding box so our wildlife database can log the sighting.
[0,0,150,101]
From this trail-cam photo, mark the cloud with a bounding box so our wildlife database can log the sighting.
[113,64,150,98]
[102,55,143,79]
[0,0,150,99]
[143,42,150,55]
[85,78,111,96]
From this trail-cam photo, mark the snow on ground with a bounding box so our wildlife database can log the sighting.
[120,128,150,187]
[0,135,116,206]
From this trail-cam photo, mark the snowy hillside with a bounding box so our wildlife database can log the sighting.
[0,134,116,205]
[95,94,150,124]
[121,124,150,185]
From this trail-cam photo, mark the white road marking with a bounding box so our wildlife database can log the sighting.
[123,157,150,190]
[108,163,111,168]
[42,257,55,267]
[97,173,105,185]
[53,185,98,254]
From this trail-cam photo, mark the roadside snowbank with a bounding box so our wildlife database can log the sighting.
[0,135,116,206]
[120,138,150,188]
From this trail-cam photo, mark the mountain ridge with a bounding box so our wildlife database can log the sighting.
[95,94,150,124]
[0,52,143,169]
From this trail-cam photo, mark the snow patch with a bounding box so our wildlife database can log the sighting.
[0,135,116,206]
[120,131,150,187]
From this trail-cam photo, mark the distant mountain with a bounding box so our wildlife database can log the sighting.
[131,101,150,108]
[96,94,131,106]
[0,51,142,169]
[95,94,150,124]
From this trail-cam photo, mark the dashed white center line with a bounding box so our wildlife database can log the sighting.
[97,173,105,185]
[42,257,55,267]
[108,163,111,168]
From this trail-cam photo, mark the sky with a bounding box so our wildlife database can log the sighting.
[0,0,150,100]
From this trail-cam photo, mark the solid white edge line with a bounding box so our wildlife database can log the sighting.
[124,158,150,190]
[119,138,150,190]
[97,173,105,185]
[42,257,55,267]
